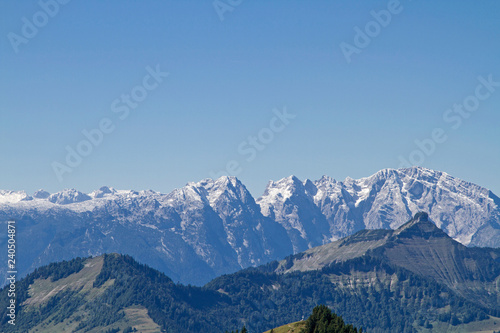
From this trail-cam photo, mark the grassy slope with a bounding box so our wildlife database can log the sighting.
[26,256,105,305]
[24,256,162,333]
[263,317,500,333]
[28,305,161,333]
[263,321,306,333]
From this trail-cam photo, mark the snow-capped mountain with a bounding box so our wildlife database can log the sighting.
[0,178,292,286]
[0,167,498,286]
[259,167,500,249]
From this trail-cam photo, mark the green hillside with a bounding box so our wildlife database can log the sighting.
[0,213,499,332]
[263,321,305,333]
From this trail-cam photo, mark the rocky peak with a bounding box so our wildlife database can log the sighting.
[0,190,32,203]
[198,176,255,208]
[303,179,318,196]
[393,212,446,239]
[90,186,117,199]
[47,189,91,205]
[33,189,50,199]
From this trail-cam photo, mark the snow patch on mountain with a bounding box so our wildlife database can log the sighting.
[48,189,92,205]
[0,166,498,287]
[33,189,50,199]
[257,167,500,251]
[0,190,32,203]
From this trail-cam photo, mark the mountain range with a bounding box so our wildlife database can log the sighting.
[1,212,499,332]
[1,166,499,285]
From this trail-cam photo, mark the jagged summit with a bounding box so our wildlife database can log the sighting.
[194,175,241,188]
[0,190,32,203]
[90,186,118,199]
[33,189,50,199]
[392,211,445,239]
[264,167,500,246]
[259,175,305,199]
[48,189,92,205]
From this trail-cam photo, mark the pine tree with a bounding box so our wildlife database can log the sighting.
[301,305,360,333]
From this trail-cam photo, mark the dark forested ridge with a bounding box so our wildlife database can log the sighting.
[0,213,499,332]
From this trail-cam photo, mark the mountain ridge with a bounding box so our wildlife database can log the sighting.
[275,212,500,312]
[1,167,499,286]
[1,213,499,333]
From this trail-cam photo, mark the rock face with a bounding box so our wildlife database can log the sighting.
[258,167,500,248]
[0,167,499,286]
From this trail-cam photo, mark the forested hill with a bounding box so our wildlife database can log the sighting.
[1,214,499,332]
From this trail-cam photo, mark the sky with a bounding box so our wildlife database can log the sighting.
[1,1,499,197]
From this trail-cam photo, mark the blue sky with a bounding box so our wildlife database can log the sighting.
[1,0,499,197]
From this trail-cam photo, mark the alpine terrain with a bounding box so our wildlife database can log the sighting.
[1,167,499,286]
[1,213,499,332]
